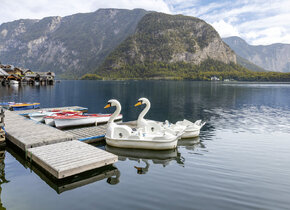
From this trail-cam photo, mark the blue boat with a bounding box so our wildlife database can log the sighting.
[0,102,40,111]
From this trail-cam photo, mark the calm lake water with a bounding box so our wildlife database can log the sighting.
[0,80,290,210]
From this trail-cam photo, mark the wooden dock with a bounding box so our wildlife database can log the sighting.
[6,146,119,194]
[4,110,74,150]
[27,140,117,179]
[3,106,118,179]
[65,125,106,142]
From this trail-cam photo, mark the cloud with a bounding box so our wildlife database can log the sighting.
[211,20,240,38]
[167,0,290,45]
[0,0,171,24]
[1,0,289,45]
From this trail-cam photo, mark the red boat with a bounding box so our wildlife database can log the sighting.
[45,113,122,128]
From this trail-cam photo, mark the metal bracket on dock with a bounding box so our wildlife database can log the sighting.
[0,107,4,127]
[0,108,5,144]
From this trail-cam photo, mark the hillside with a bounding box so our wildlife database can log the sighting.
[0,9,148,78]
[236,55,266,72]
[98,12,237,78]
[223,36,290,72]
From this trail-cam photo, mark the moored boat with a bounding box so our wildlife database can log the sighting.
[29,110,83,123]
[104,99,178,150]
[0,102,40,111]
[47,113,122,128]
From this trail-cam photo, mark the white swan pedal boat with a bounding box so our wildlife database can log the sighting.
[135,98,205,138]
[104,99,178,150]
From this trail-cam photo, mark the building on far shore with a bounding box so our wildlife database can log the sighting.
[0,64,55,86]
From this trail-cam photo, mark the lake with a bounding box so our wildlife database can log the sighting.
[0,80,290,210]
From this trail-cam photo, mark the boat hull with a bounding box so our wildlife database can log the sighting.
[53,114,122,128]
[44,118,55,126]
[105,137,178,150]
[181,129,201,138]
[30,116,45,123]
[11,103,40,111]
[54,117,98,128]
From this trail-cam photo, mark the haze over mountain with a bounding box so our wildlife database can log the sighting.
[1,8,284,79]
[223,36,290,72]
[0,9,148,78]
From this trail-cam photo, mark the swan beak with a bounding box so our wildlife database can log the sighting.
[134,101,142,107]
[104,103,111,109]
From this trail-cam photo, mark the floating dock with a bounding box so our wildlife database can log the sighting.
[27,140,117,179]
[3,106,117,179]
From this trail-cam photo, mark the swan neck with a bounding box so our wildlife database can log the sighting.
[108,103,121,123]
[138,101,150,122]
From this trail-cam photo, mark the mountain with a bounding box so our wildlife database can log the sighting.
[223,36,290,72]
[236,55,266,72]
[98,12,237,78]
[0,9,148,78]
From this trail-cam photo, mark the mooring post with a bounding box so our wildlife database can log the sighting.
[0,107,5,145]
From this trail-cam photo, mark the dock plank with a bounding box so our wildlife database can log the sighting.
[28,140,118,179]
[4,110,74,150]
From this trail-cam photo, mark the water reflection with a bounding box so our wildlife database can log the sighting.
[0,149,8,210]
[106,145,185,174]
[6,145,120,194]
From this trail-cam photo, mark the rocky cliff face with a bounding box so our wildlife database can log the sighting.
[100,12,236,71]
[223,36,290,72]
[0,9,148,77]
[99,12,236,75]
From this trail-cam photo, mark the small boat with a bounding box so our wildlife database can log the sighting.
[135,98,205,138]
[28,111,55,122]
[104,99,178,150]
[47,113,122,128]
[29,110,83,123]
[0,102,40,111]
[172,119,205,138]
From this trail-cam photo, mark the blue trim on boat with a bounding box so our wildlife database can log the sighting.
[1,126,6,134]
[79,135,105,141]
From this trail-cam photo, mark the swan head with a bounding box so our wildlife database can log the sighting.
[134,97,150,107]
[104,99,121,109]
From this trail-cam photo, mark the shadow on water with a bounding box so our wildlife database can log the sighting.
[106,145,184,174]
[5,144,120,194]
[105,137,204,174]
[0,148,9,210]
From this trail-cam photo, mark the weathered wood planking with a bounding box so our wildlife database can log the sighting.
[4,110,74,150]
[27,140,118,179]
[64,125,107,142]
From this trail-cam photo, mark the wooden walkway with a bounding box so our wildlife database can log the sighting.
[27,140,118,179]
[4,110,74,150]
[6,146,119,194]
[65,125,107,142]
[3,106,118,179]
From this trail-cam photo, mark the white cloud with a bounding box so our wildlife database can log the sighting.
[1,0,289,45]
[0,0,171,24]
[211,20,240,38]
[167,0,290,45]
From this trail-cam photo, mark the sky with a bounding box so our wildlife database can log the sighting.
[1,0,289,45]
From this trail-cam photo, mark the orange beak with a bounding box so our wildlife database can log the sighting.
[134,101,142,107]
[104,103,111,109]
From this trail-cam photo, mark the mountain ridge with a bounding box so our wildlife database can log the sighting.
[98,12,237,78]
[0,8,148,78]
[223,36,290,72]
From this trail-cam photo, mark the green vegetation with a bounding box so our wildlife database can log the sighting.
[80,74,103,80]
[97,12,220,73]
[98,59,290,81]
